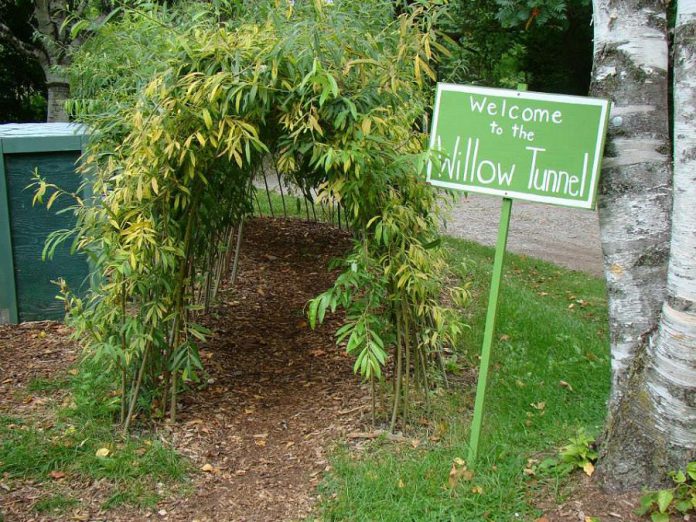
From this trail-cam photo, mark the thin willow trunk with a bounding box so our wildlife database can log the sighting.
[390,310,404,432]
[592,0,696,490]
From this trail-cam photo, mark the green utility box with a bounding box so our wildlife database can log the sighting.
[0,123,90,324]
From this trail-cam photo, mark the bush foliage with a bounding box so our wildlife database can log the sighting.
[41,0,466,430]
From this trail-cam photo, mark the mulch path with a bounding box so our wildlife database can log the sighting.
[0,217,370,521]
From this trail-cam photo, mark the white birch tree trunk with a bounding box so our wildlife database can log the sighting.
[590,0,671,408]
[642,0,696,474]
[592,0,696,489]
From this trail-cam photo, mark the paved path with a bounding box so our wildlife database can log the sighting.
[443,194,604,276]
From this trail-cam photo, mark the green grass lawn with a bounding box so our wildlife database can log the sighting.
[316,237,610,521]
[0,362,189,515]
[253,186,347,227]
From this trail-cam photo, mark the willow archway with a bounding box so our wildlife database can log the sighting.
[54,2,467,432]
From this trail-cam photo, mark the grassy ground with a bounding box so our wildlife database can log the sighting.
[0,362,189,515]
[316,237,610,521]
[253,187,347,227]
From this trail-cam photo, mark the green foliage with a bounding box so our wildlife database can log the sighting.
[0,0,47,123]
[637,462,696,521]
[437,0,592,94]
[517,429,598,479]
[56,0,462,430]
[437,0,530,88]
[66,2,188,139]
[556,429,598,475]
[495,0,569,28]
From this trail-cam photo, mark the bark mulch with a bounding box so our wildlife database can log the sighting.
[535,474,644,522]
[0,217,370,522]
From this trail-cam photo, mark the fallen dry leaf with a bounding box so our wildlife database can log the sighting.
[448,463,459,488]
[583,461,595,477]
[559,380,574,392]
[448,460,474,488]
[95,447,110,458]
[610,263,624,276]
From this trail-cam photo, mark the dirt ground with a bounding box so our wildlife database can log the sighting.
[1,218,637,522]
[443,194,604,277]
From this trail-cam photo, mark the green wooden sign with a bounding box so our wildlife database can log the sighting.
[427,84,610,209]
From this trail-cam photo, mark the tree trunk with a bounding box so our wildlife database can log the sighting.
[642,0,696,479]
[34,1,72,122]
[590,0,671,408]
[46,73,70,122]
[592,0,696,490]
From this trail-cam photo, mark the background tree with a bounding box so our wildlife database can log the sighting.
[438,0,593,94]
[0,0,46,122]
[0,0,119,122]
[591,0,696,489]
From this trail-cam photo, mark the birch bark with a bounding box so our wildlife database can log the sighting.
[592,0,696,489]
[642,0,696,478]
[590,0,671,409]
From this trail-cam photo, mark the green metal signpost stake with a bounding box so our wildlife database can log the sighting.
[467,83,527,463]
[467,197,512,463]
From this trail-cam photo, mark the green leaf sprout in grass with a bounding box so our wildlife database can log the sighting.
[637,461,696,521]
[557,429,598,476]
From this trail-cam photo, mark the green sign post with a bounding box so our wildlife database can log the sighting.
[426,83,609,463]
